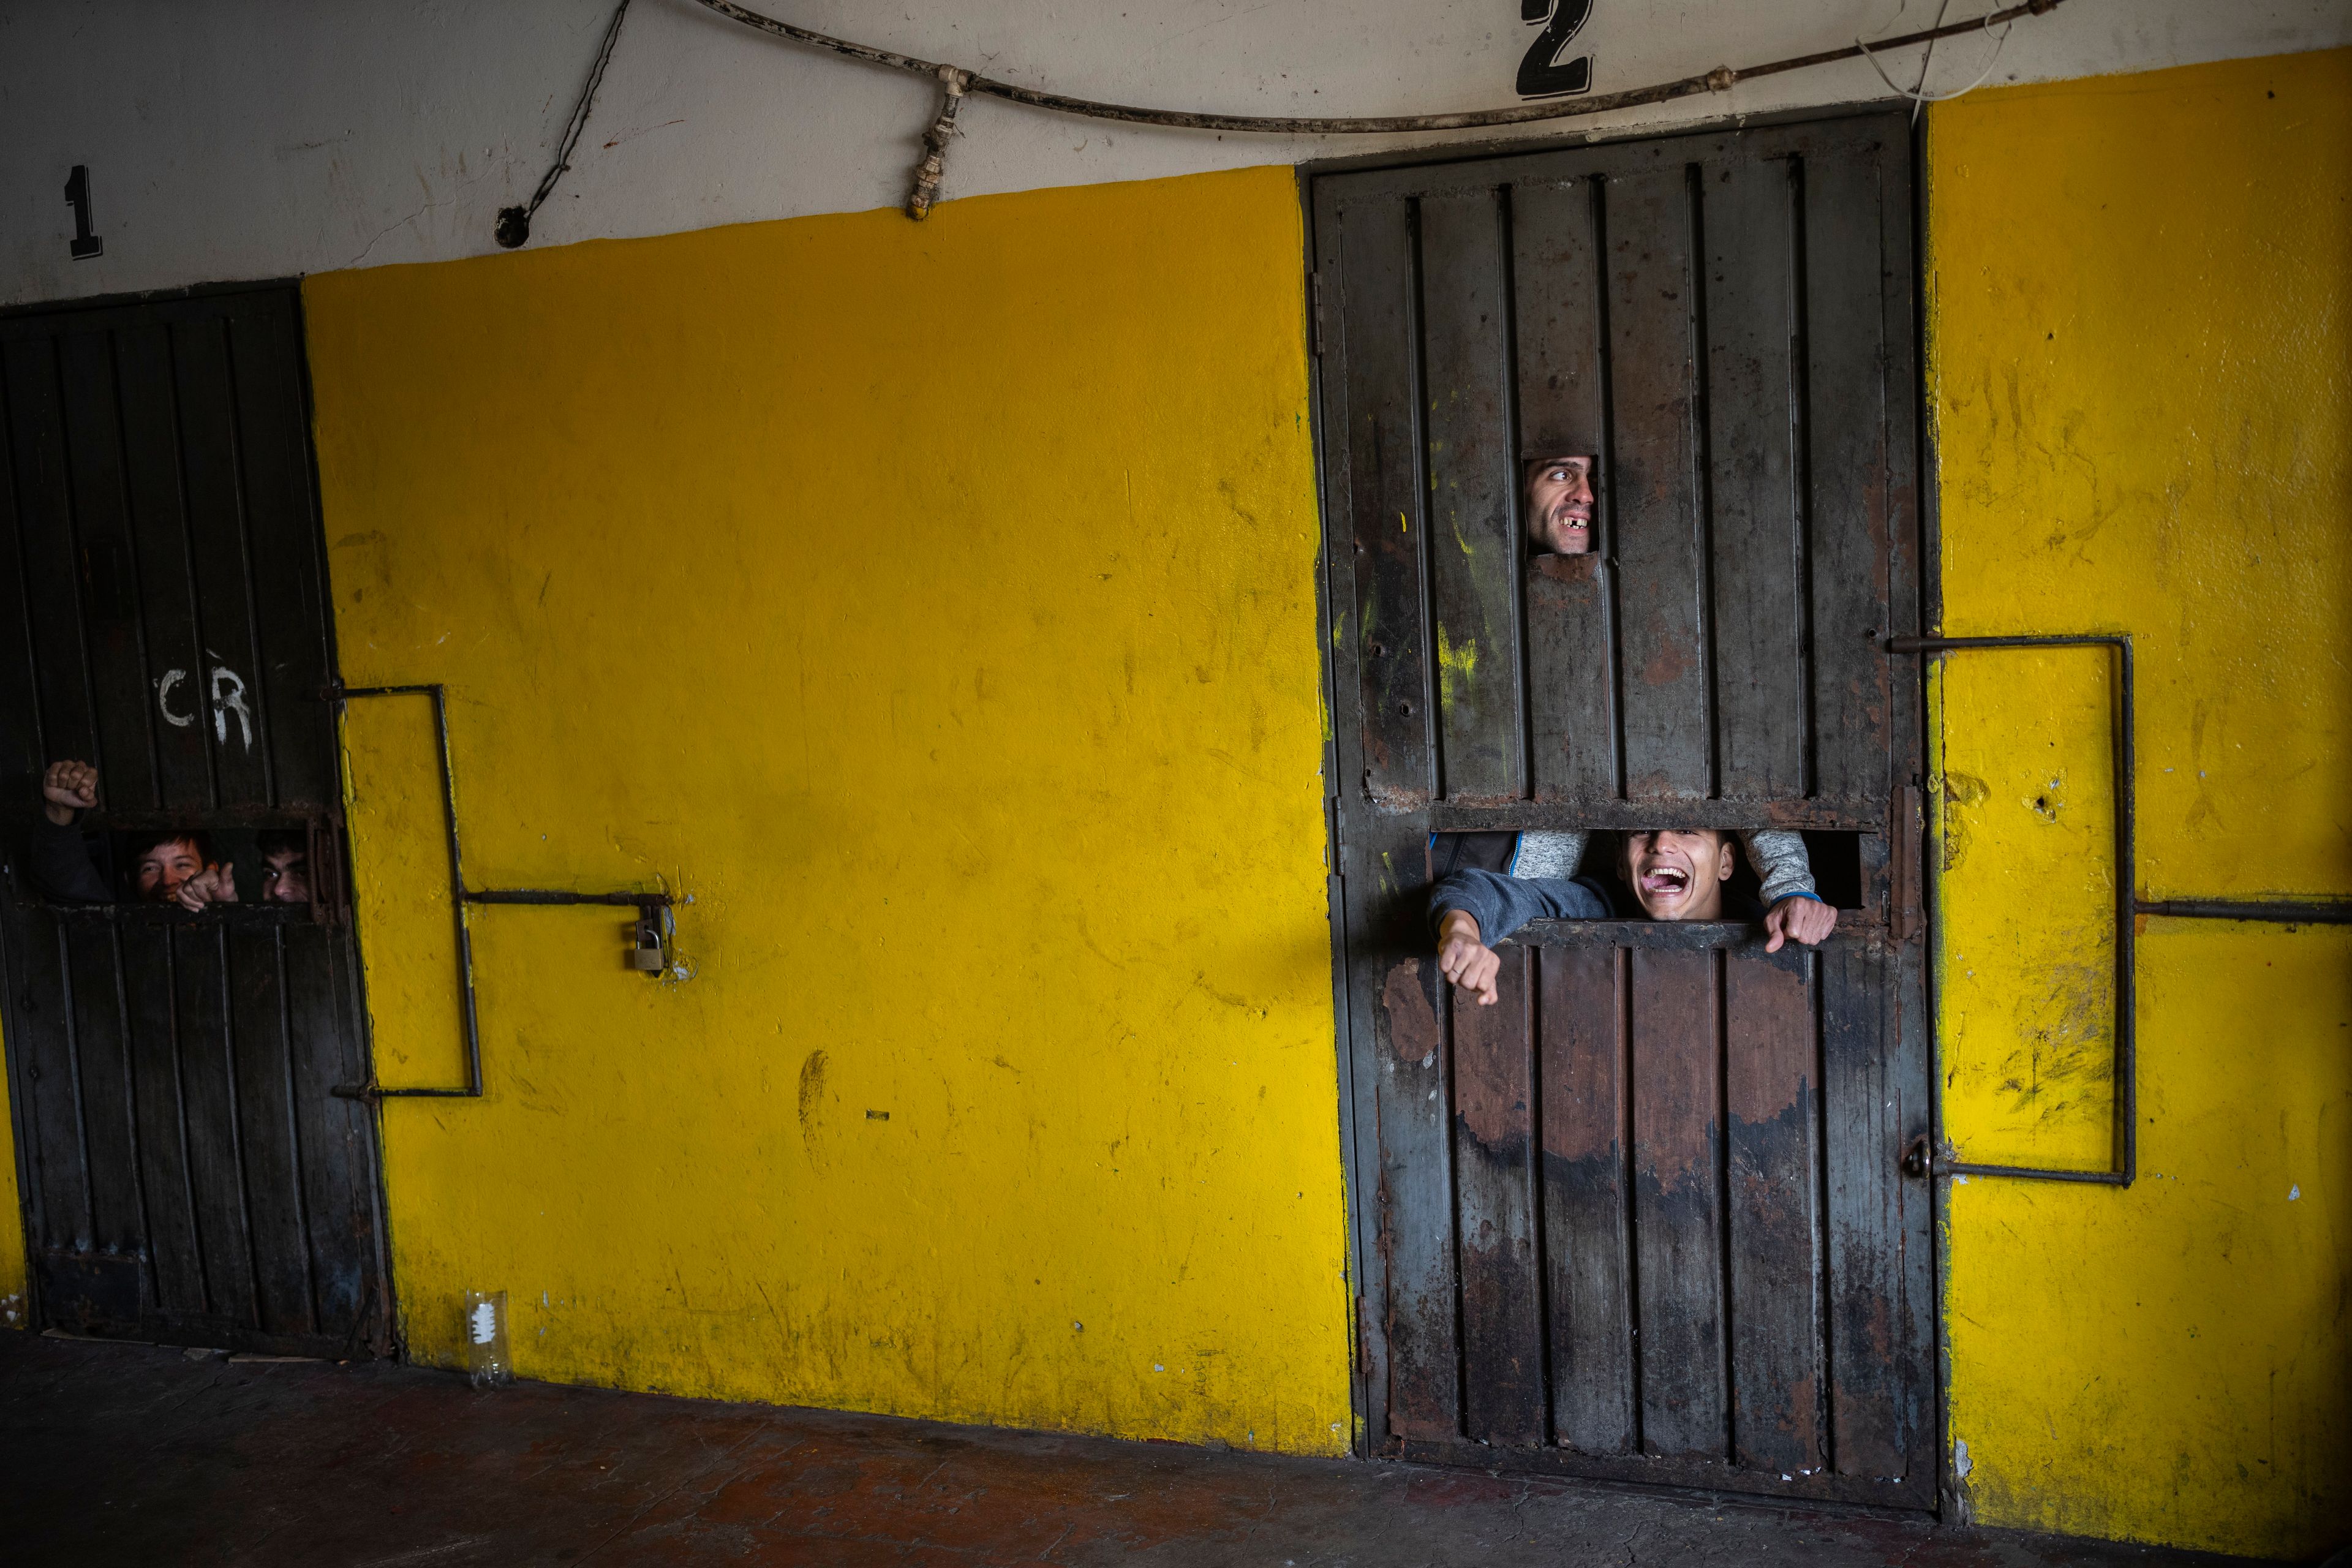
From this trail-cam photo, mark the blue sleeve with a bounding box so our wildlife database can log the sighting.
[1429,869,1614,944]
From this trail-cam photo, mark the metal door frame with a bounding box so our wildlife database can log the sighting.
[1297,101,1943,1507]
[0,278,398,1357]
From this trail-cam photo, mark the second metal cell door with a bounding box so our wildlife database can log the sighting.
[1313,110,1934,1506]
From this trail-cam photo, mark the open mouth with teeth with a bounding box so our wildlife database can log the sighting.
[1638,864,1691,898]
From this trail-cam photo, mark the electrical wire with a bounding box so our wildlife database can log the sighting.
[1905,0,1956,125]
[497,0,636,249]
[492,0,2069,242]
[681,0,2065,135]
[1856,4,2015,108]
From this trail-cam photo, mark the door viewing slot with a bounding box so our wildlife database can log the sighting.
[1314,110,1930,1508]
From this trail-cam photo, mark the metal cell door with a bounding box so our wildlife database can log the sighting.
[0,285,390,1357]
[1313,110,1932,1506]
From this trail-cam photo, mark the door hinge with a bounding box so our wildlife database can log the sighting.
[1310,271,1325,357]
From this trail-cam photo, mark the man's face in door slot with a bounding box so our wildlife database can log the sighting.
[1621,829,1736,922]
[134,835,209,903]
[1526,454,1596,555]
[257,832,311,905]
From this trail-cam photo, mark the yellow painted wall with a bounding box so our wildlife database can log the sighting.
[1929,48,2351,1558]
[303,167,1353,1452]
[0,1039,23,1329]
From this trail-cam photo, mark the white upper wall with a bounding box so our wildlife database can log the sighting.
[3,0,2345,307]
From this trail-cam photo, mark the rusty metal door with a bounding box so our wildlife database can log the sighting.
[0,285,390,1357]
[1313,111,1932,1506]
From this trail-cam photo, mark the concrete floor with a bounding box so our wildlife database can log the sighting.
[2,1332,2266,1567]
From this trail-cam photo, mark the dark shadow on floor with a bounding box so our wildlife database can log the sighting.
[0,1332,2274,1567]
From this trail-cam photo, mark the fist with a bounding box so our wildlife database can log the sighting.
[42,760,97,823]
[1763,895,1838,952]
[1437,911,1502,1006]
[175,862,239,913]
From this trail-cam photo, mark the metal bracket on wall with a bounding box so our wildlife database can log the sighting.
[325,682,672,1102]
[1894,632,2352,1188]
[1888,633,2138,1186]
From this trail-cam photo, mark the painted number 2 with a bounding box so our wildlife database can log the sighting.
[157,665,256,750]
[1517,0,1594,100]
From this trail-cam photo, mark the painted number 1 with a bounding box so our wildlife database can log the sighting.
[1517,0,1594,100]
[64,165,103,260]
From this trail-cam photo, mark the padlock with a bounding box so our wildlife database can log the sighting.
[630,915,666,972]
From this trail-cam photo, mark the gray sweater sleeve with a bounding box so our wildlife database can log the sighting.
[1431,868,1615,945]
[1741,829,1817,905]
[28,816,112,904]
[1510,829,1586,880]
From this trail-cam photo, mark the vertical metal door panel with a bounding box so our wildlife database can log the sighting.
[227,926,317,1337]
[0,363,45,787]
[1885,938,1936,1480]
[1604,168,1712,800]
[1821,939,1917,1478]
[1702,157,1808,801]
[1537,944,1636,1454]
[1374,946,1465,1441]
[170,923,262,1332]
[57,333,160,813]
[1336,200,1436,813]
[10,922,89,1251]
[1336,197,1468,1440]
[223,295,337,811]
[1514,177,1620,801]
[4,339,99,767]
[61,924,143,1256]
[1451,944,1545,1446]
[119,924,208,1317]
[1803,150,1896,805]
[1373,944,1462,1441]
[1627,948,1725,1458]
[1511,177,1607,466]
[1722,946,1825,1475]
[1318,179,1443,1446]
[285,925,373,1329]
[113,323,216,812]
[1420,189,1524,803]
[168,316,273,808]
[1525,554,1615,799]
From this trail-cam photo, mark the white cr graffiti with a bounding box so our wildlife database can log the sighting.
[156,665,255,751]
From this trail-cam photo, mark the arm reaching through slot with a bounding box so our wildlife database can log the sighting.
[1744,828,1837,952]
[31,760,111,905]
[1428,867,1616,1006]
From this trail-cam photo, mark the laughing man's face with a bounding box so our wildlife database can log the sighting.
[1621,829,1735,921]
[1526,456,1596,555]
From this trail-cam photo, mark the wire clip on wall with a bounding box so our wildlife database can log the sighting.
[1889,633,2352,1190]
[325,682,675,1104]
[496,0,2072,239]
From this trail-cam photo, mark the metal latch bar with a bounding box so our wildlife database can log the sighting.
[325,682,671,1104]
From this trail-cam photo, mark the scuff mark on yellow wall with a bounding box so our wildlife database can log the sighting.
[304,165,1351,1453]
[1929,48,2352,1558]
